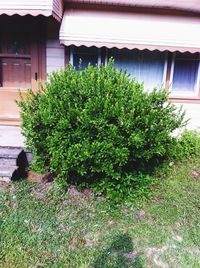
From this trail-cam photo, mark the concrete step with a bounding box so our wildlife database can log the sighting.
[0,158,17,167]
[0,147,23,159]
[0,165,19,181]
[0,146,29,181]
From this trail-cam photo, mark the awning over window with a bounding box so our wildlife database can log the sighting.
[0,0,63,21]
[60,10,200,53]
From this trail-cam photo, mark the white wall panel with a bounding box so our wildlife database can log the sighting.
[46,19,65,75]
[46,39,65,74]
[174,103,200,131]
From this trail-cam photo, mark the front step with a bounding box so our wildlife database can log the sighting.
[0,147,28,181]
[0,147,23,159]
[0,166,19,182]
[0,158,17,167]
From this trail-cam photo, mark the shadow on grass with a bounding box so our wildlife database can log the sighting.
[91,233,145,268]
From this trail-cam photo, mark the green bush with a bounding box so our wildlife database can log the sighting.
[173,130,200,160]
[18,60,186,200]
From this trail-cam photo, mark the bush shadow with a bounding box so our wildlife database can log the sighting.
[91,233,145,268]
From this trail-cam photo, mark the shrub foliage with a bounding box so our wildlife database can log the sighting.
[173,130,200,160]
[18,60,186,199]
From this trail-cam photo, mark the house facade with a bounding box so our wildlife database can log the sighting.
[0,0,200,130]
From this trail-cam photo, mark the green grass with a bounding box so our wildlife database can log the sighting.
[0,157,200,267]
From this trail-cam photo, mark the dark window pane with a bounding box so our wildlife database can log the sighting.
[172,55,199,92]
[73,46,98,69]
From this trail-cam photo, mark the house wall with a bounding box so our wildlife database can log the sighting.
[46,18,65,75]
[46,39,65,74]
[174,103,200,131]
[53,0,63,20]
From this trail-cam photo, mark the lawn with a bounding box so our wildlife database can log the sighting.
[0,157,200,268]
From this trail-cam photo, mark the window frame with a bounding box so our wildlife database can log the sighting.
[169,52,200,98]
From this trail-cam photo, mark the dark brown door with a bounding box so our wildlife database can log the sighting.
[0,16,45,125]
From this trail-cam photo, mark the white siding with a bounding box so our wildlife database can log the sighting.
[46,39,65,75]
[174,103,200,131]
[46,20,65,75]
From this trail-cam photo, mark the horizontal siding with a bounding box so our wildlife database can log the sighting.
[47,47,65,59]
[174,103,200,131]
[46,39,65,75]
[53,0,63,20]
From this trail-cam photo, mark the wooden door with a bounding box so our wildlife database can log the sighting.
[0,16,46,126]
[1,58,31,88]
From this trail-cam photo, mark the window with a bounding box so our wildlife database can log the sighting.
[107,48,167,91]
[70,46,100,69]
[69,46,200,99]
[170,52,200,96]
[0,34,31,89]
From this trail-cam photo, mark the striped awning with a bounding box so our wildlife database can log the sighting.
[60,9,200,53]
[0,0,63,21]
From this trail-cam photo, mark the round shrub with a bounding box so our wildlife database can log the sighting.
[18,60,185,199]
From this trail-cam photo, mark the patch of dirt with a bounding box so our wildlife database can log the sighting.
[107,220,116,227]
[68,236,86,251]
[83,236,95,247]
[67,185,84,197]
[155,197,164,205]
[191,170,200,179]
[67,185,94,198]
[146,246,169,268]
[135,210,146,219]
[82,188,93,197]
[31,182,55,200]
[83,231,110,248]
[0,181,10,192]
[27,171,55,182]
[173,235,183,242]
[124,251,138,260]
[31,182,96,210]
